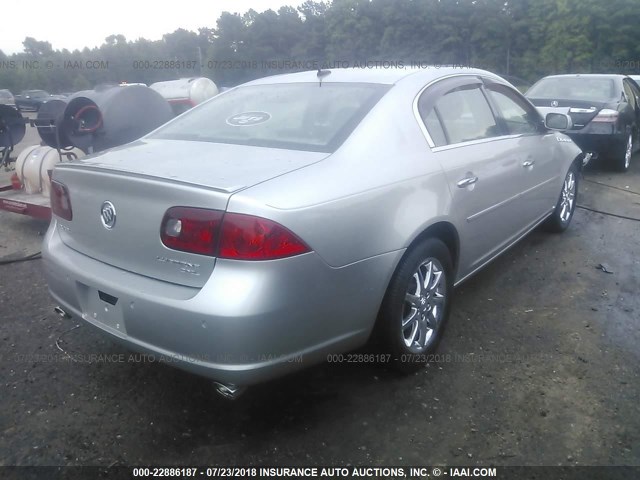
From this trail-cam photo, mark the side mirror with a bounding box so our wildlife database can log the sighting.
[545,112,572,130]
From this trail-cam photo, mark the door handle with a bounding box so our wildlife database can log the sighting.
[522,160,535,167]
[457,176,478,188]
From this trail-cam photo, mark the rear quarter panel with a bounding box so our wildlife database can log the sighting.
[226,85,454,269]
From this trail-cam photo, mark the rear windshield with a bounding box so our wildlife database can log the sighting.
[526,77,618,102]
[151,82,389,153]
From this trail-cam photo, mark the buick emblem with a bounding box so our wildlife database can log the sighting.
[100,201,116,230]
[551,100,559,107]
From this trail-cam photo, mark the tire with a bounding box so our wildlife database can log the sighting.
[543,162,579,233]
[613,131,632,172]
[377,238,453,373]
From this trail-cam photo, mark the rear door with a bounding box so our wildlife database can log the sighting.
[484,81,562,225]
[416,76,529,277]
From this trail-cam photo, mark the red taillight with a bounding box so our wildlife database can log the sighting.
[160,207,223,256]
[50,180,73,221]
[591,109,619,123]
[159,208,311,260]
[219,213,310,260]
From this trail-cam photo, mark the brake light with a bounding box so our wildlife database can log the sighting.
[591,109,619,123]
[160,207,223,256]
[159,208,310,260]
[50,180,73,221]
[219,213,310,260]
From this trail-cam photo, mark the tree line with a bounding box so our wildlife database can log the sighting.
[1,0,640,93]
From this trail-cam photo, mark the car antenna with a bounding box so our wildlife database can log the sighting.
[317,69,331,87]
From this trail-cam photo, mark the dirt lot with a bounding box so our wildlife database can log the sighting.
[0,141,639,469]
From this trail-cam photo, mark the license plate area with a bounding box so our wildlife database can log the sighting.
[77,282,126,335]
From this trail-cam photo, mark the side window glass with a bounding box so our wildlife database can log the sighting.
[423,109,447,147]
[434,87,500,145]
[487,86,540,135]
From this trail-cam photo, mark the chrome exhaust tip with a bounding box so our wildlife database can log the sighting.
[213,382,246,400]
[54,306,71,319]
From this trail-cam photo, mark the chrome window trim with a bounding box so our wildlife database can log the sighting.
[413,73,524,151]
[431,134,524,152]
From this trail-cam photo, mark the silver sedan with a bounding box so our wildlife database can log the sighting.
[43,67,583,396]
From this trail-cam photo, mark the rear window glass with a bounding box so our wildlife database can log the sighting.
[527,78,617,102]
[151,83,389,153]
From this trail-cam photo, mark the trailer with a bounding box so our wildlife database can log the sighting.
[0,101,83,220]
[1,175,55,220]
[1,147,82,220]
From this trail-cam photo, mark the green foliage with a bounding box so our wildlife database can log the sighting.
[1,0,639,93]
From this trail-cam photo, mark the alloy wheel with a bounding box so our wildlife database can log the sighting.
[559,170,576,223]
[625,133,633,170]
[402,258,446,352]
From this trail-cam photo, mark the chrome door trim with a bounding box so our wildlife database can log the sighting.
[454,207,555,287]
[466,177,556,223]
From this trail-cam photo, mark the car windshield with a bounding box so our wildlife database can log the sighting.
[151,82,389,153]
[0,90,12,98]
[24,90,48,97]
[527,77,617,102]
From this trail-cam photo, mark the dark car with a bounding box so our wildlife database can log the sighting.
[526,74,640,172]
[0,89,16,107]
[14,89,53,112]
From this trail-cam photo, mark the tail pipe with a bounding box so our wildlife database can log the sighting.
[582,152,594,167]
[54,306,71,319]
[213,382,246,400]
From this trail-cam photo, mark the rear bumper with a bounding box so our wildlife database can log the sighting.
[42,220,402,385]
[565,126,626,159]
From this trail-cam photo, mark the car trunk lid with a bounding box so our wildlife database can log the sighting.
[529,98,609,130]
[52,139,328,288]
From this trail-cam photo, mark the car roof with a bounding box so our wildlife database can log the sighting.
[241,67,505,87]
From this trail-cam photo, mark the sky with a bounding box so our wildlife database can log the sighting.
[1,0,306,55]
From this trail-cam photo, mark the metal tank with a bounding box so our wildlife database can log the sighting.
[36,99,72,148]
[150,77,218,115]
[0,105,26,149]
[15,145,85,196]
[61,84,174,153]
